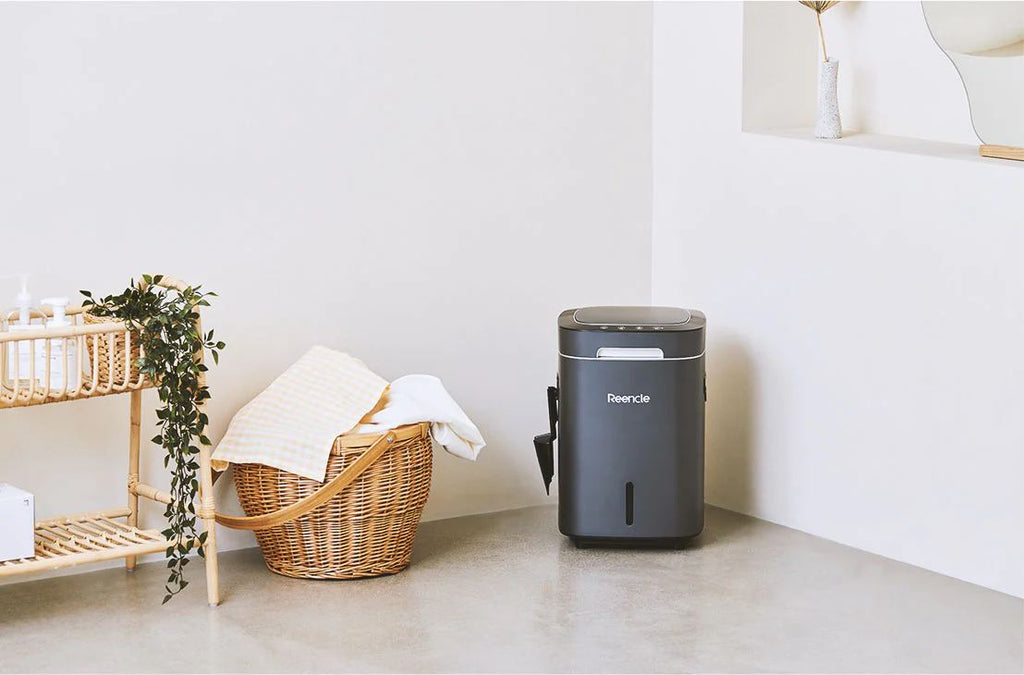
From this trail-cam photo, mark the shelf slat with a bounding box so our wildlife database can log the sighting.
[0,378,152,409]
[0,510,170,578]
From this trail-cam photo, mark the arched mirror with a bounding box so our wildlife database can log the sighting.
[923,1,1024,161]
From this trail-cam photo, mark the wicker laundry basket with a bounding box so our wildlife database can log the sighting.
[83,311,140,385]
[221,423,433,579]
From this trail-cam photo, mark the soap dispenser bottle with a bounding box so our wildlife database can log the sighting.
[41,297,79,391]
[4,275,44,387]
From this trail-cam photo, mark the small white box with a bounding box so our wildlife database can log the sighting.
[0,483,35,562]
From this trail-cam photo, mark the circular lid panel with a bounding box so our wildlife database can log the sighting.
[572,306,691,326]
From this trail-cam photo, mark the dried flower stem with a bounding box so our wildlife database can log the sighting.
[799,1,839,62]
[816,12,829,62]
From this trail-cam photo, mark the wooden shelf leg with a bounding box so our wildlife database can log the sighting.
[191,312,220,606]
[126,389,142,572]
[198,444,220,606]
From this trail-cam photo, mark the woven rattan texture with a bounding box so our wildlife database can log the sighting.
[83,311,140,386]
[234,425,433,579]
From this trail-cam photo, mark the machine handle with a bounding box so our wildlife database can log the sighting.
[533,384,558,494]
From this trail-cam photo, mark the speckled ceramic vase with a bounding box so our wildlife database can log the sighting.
[815,59,842,139]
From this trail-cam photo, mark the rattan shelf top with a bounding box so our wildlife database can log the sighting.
[0,309,151,409]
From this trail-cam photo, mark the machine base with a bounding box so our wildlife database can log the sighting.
[569,534,700,550]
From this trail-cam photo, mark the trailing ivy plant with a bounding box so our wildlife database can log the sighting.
[81,275,224,603]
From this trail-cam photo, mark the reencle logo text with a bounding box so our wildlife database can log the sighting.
[607,393,651,404]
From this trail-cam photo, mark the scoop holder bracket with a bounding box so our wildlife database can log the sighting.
[533,383,558,494]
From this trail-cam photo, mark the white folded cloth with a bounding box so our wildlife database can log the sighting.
[356,374,485,461]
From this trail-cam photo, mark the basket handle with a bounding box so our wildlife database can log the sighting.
[214,430,398,531]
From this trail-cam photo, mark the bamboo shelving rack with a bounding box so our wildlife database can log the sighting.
[0,277,220,606]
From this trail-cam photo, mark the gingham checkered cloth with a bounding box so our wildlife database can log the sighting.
[211,346,389,481]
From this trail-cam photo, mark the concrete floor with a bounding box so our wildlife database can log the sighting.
[0,505,1020,673]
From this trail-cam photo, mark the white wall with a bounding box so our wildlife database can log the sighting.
[0,2,652,569]
[654,1,1023,597]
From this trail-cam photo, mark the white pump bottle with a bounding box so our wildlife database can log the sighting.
[5,275,44,387]
[41,297,79,391]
